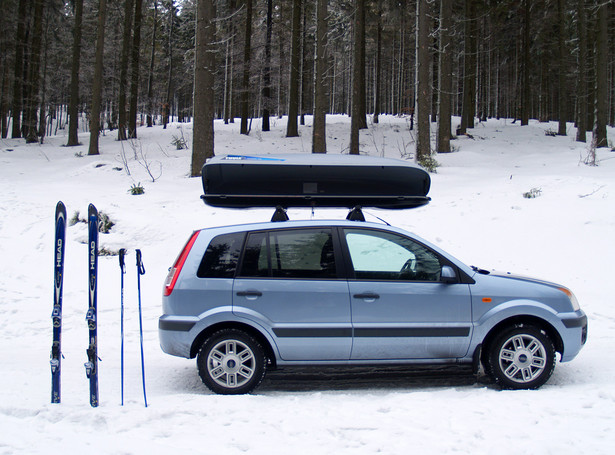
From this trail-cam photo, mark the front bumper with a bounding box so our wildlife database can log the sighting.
[559,311,588,362]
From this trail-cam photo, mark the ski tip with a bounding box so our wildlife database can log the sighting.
[88,203,98,217]
[55,201,66,218]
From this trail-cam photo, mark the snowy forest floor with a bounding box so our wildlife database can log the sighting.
[0,115,614,454]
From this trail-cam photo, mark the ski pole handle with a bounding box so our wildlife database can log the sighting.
[136,249,145,275]
[119,248,126,273]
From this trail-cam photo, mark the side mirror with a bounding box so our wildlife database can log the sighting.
[441,265,458,284]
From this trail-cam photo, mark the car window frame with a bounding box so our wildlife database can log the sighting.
[196,231,247,279]
[338,226,459,283]
[236,226,347,280]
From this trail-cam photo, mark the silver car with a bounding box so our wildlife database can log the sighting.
[159,219,587,394]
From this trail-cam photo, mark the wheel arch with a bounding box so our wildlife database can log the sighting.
[479,315,564,365]
[190,321,278,369]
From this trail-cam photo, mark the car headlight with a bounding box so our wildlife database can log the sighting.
[558,287,581,311]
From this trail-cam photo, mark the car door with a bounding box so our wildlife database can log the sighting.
[233,227,352,361]
[342,227,472,360]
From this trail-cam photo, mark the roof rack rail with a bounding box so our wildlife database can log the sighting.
[270,206,366,222]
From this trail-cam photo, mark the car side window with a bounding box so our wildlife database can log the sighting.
[240,231,269,277]
[197,232,245,278]
[240,229,337,279]
[344,229,441,281]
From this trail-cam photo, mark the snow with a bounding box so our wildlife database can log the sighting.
[0,116,614,454]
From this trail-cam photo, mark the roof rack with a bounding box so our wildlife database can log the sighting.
[270,205,366,222]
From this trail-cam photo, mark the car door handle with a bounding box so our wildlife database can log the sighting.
[236,291,263,298]
[353,293,380,300]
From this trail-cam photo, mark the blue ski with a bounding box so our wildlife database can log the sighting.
[85,204,99,407]
[50,201,66,404]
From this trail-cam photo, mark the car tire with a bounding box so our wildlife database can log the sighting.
[486,324,556,390]
[197,329,267,395]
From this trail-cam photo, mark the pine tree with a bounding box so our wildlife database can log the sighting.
[192,0,216,176]
[286,0,301,138]
[128,0,143,139]
[436,0,452,153]
[312,0,328,154]
[240,0,252,135]
[88,0,108,156]
[67,0,84,146]
[415,0,430,162]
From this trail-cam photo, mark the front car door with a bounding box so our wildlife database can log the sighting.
[233,227,352,361]
[342,227,472,360]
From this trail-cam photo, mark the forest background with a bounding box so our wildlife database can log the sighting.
[0,0,612,174]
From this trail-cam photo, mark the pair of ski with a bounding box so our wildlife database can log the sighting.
[50,201,146,408]
[119,248,148,408]
[50,201,97,406]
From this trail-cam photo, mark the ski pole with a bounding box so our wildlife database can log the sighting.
[135,249,148,407]
[119,248,126,406]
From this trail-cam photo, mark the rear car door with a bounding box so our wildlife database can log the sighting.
[233,227,352,361]
[342,228,472,360]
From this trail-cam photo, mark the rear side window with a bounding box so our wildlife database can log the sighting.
[239,229,337,279]
[197,232,245,278]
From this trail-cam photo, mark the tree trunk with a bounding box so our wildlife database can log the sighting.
[299,2,307,126]
[556,0,566,135]
[24,0,44,144]
[416,0,430,162]
[373,5,382,124]
[1,57,8,138]
[575,0,587,142]
[436,0,452,153]
[520,0,530,126]
[118,0,134,140]
[163,2,174,129]
[192,0,216,176]
[262,0,273,131]
[350,0,366,154]
[67,0,84,146]
[240,0,252,135]
[38,10,49,143]
[11,0,27,138]
[312,0,328,154]
[286,0,301,137]
[357,0,367,129]
[88,0,108,156]
[593,0,608,147]
[459,0,476,134]
[128,0,143,139]
[146,0,158,128]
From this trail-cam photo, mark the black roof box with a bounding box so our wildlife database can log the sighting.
[201,154,431,209]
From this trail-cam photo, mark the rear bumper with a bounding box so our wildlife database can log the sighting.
[158,315,198,358]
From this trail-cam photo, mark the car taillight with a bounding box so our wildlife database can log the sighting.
[163,231,200,296]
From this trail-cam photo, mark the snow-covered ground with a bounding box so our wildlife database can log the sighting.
[0,116,613,454]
